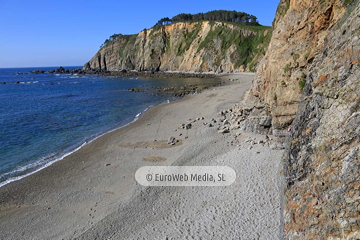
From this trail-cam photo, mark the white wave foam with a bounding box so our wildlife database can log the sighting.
[23,81,39,84]
[0,105,158,188]
[0,142,87,188]
[133,106,151,121]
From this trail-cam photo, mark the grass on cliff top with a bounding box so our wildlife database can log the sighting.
[221,21,271,31]
[151,20,270,32]
[102,34,137,49]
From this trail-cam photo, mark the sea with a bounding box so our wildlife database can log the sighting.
[0,66,219,187]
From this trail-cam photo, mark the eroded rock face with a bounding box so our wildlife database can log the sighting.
[244,0,347,134]
[283,2,360,238]
[84,21,271,73]
[238,0,359,238]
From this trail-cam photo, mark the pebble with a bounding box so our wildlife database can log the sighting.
[167,137,177,145]
[218,129,230,134]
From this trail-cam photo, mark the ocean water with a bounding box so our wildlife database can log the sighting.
[0,67,219,187]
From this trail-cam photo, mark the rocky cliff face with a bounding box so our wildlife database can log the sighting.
[245,0,347,136]
[283,1,360,239]
[84,21,271,73]
[240,0,359,238]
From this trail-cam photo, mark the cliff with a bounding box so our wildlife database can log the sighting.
[84,21,271,73]
[243,0,348,135]
[239,0,359,238]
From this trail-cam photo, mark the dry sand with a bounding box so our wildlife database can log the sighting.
[0,73,284,239]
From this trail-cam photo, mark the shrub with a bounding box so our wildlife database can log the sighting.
[284,63,291,73]
[298,80,306,92]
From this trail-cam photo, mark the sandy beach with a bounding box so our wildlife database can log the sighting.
[0,73,284,239]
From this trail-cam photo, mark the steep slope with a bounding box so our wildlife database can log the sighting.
[84,21,271,73]
[283,2,359,239]
[238,0,359,238]
[245,0,347,136]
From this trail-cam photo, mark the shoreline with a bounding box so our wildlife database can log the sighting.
[0,72,283,239]
[0,73,235,188]
[0,104,154,189]
[10,65,255,80]
[97,70,256,79]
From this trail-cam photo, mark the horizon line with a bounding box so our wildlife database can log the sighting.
[0,65,84,69]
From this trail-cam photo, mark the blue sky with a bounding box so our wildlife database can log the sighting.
[0,0,280,68]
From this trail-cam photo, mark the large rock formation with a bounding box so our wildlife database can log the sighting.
[84,21,271,73]
[240,0,359,238]
[283,2,360,239]
[244,0,347,135]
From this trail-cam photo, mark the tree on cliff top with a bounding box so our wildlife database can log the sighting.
[154,10,260,27]
[100,33,125,48]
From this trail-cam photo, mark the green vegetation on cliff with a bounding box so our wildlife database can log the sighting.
[176,22,203,56]
[117,34,137,58]
[274,0,290,24]
[196,22,271,71]
[87,11,272,73]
